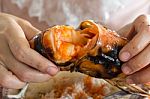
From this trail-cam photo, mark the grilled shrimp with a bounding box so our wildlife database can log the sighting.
[29,20,150,96]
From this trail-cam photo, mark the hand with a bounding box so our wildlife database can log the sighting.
[0,13,59,89]
[119,15,150,84]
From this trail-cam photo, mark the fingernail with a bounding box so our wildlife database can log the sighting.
[126,77,134,84]
[122,65,132,74]
[47,66,59,76]
[120,52,130,61]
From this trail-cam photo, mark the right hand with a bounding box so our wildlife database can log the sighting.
[0,13,59,89]
[119,15,150,84]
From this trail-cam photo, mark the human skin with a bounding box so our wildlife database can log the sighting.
[0,13,59,89]
[119,15,150,84]
[0,13,150,89]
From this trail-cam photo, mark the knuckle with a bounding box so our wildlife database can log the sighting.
[128,60,142,72]
[22,19,32,26]
[135,62,143,69]
[2,17,15,26]
[125,43,139,57]
[136,14,148,21]
[130,44,140,53]
[19,72,31,82]
[139,14,147,19]
[15,47,27,61]
[134,14,148,29]
[0,16,14,31]
[36,62,46,72]
[16,49,25,60]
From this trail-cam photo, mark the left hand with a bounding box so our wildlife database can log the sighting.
[118,15,150,84]
[0,13,59,89]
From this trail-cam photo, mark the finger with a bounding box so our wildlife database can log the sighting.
[4,55,51,82]
[133,15,150,32]
[119,23,150,62]
[1,36,55,82]
[0,64,26,89]
[125,66,150,84]
[117,23,136,40]
[118,15,150,40]
[16,19,41,40]
[3,13,41,40]
[119,15,150,61]
[4,18,59,76]
[121,44,150,75]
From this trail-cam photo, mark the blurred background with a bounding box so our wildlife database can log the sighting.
[1,0,149,31]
